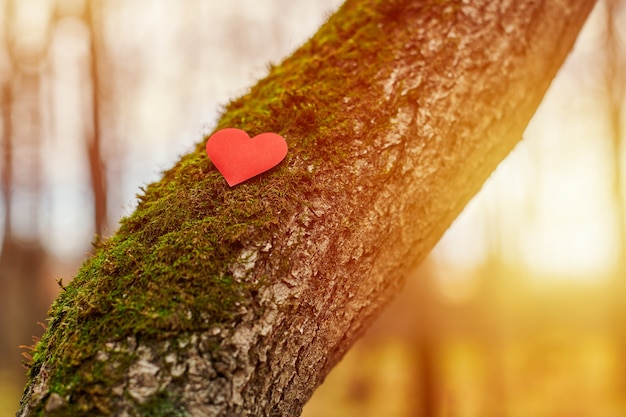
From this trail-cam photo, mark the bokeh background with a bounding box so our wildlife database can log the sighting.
[1,1,625,416]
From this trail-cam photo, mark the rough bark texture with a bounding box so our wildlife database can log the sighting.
[19,0,596,416]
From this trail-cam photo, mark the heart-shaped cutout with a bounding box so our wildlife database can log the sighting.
[206,128,288,186]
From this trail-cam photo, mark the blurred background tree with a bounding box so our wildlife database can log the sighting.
[0,0,625,416]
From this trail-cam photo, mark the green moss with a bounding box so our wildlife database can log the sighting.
[137,391,187,417]
[21,0,436,414]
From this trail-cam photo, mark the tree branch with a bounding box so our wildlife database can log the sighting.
[19,0,596,416]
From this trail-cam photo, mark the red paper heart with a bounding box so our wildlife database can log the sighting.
[206,128,288,186]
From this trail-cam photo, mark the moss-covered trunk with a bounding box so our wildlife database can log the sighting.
[18,0,596,416]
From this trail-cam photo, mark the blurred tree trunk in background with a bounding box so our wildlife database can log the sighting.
[606,0,626,273]
[0,0,49,386]
[0,0,17,376]
[1,73,13,242]
[18,0,597,416]
[605,0,626,396]
[83,1,109,238]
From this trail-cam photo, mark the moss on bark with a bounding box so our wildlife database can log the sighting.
[23,1,403,414]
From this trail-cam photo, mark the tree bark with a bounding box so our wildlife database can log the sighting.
[18,0,596,416]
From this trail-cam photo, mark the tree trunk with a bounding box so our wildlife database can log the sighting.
[18,0,596,416]
[84,0,109,238]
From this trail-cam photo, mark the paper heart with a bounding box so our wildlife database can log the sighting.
[206,128,288,186]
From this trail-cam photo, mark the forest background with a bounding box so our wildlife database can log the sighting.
[1,1,626,416]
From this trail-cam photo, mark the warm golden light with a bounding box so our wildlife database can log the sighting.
[1,0,626,416]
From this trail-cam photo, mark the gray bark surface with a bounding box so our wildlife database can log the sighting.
[19,0,596,416]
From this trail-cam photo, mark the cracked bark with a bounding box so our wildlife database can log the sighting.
[18,0,596,416]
